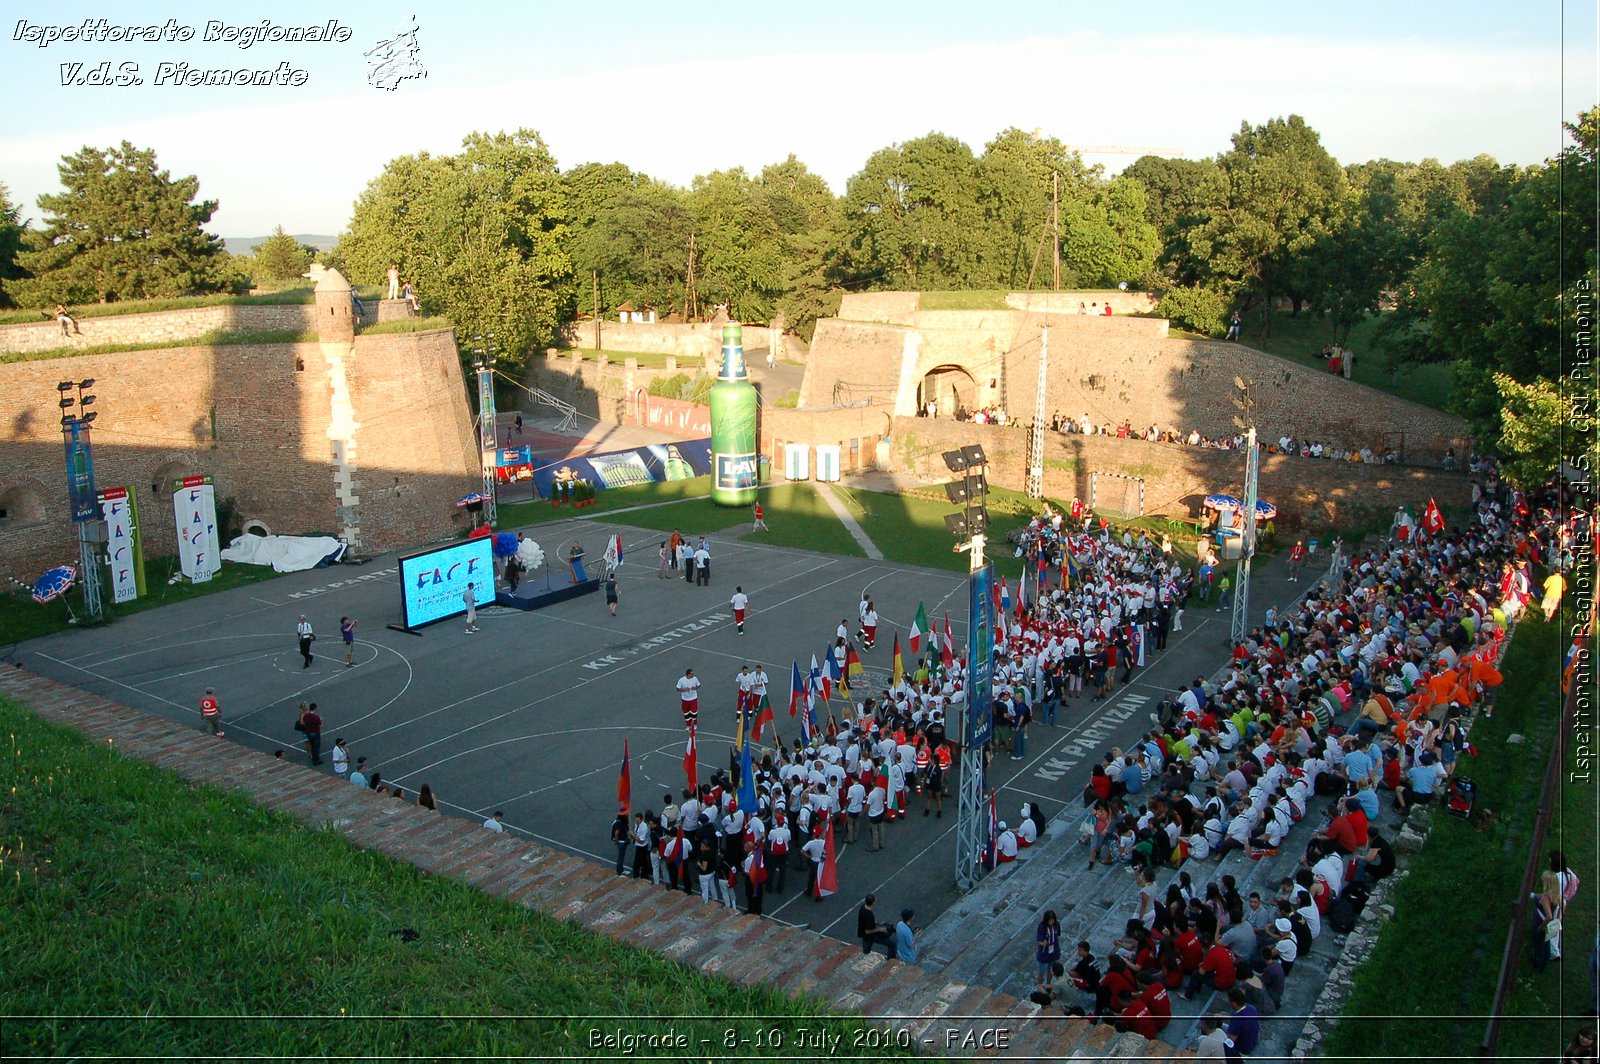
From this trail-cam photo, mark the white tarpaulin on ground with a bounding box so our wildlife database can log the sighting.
[220,534,345,573]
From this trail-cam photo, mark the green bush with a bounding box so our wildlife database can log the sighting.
[647,372,688,398]
[1156,285,1229,336]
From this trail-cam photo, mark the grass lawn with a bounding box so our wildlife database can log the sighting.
[1322,611,1569,1058]
[360,316,453,335]
[918,290,1012,312]
[0,328,320,365]
[496,476,717,529]
[0,694,913,1059]
[1236,311,1455,412]
[0,288,316,326]
[1,555,287,644]
[550,348,687,369]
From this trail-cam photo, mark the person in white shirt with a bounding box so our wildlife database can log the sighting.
[675,669,701,730]
[865,782,888,850]
[482,811,505,833]
[801,833,827,897]
[996,823,1019,863]
[730,587,749,634]
[845,779,867,842]
[330,738,349,777]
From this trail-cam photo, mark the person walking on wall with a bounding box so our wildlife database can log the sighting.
[386,263,400,300]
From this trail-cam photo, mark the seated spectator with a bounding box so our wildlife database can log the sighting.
[1183,931,1238,1000]
[1397,750,1444,811]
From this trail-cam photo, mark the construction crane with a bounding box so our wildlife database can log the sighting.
[1031,130,1185,158]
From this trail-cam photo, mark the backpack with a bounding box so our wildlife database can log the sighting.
[1445,776,1477,818]
[1327,896,1357,934]
[1342,881,1372,916]
[1563,869,1581,904]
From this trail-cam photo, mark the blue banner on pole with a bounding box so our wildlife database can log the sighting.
[966,563,995,747]
[64,420,98,523]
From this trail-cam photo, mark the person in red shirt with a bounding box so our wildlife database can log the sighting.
[1184,934,1238,1000]
[1319,798,1370,855]
[1174,921,1205,973]
[1097,955,1139,1015]
[1119,995,1158,1039]
[1139,973,1173,1033]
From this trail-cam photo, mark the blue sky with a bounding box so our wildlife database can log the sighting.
[1,0,1595,236]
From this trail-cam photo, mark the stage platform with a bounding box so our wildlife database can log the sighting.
[495,575,600,611]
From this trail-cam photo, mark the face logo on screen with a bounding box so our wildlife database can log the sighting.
[414,557,478,589]
[399,540,494,629]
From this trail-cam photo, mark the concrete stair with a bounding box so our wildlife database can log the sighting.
[920,787,1409,1056]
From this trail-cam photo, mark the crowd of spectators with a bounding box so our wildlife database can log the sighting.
[1026,470,1586,1054]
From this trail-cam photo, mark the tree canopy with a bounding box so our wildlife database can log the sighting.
[12,142,229,305]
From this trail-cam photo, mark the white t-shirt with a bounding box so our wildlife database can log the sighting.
[866,786,887,817]
[482,816,504,833]
[676,675,700,702]
[730,591,749,612]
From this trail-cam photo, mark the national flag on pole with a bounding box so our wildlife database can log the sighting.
[750,842,768,885]
[825,643,844,697]
[845,643,864,688]
[1133,624,1147,667]
[1064,550,1078,589]
[1396,506,1416,542]
[1422,498,1446,536]
[983,790,999,871]
[942,614,956,669]
[999,578,1011,615]
[738,729,757,813]
[752,693,775,743]
[811,653,830,706]
[617,739,632,815]
[910,602,929,654]
[788,661,805,717]
[817,817,839,897]
[682,730,697,792]
[603,533,623,571]
[1016,570,1028,620]
[891,633,905,688]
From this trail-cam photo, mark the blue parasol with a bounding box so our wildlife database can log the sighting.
[1204,493,1242,510]
[32,564,77,604]
[1255,499,1278,520]
[456,492,491,507]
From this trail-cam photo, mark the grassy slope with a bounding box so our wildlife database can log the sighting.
[1322,612,1568,1058]
[1236,311,1455,413]
[2,555,285,645]
[0,288,317,326]
[0,694,910,1059]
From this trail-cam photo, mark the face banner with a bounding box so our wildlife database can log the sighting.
[99,486,142,604]
[172,475,220,583]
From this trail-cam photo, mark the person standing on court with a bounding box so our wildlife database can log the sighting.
[694,539,711,586]
[297,702,323,766]
[604,572,620,617]
[340,616,357,667]
[610,807,630,876]
[199,687,223,737]
[677,668,701,731]
[331,737,349,778]
[753,502,769,533]
[657,541,670,579]
[681,539,696,584]
[730,586,749,634]
[463,581,479,633]
[296,615,315,668]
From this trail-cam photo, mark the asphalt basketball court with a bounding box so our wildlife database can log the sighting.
[13,507,1241,945]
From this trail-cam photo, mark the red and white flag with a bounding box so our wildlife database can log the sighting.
[1422,498,1446,536]
[817,817,839,897]
[682,729,697,792]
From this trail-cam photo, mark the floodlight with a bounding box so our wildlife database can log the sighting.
[1231,416,1247,430]
[943,449,970,472]
[78,411,96,425]
[57,381,74,392]
[1231,397,1246,410]
[945,475,990,505]
[961,444,987,468]
[945,513,971,536]
[78,396,95,408]
[59,398,74,409]
[78,378,95,389]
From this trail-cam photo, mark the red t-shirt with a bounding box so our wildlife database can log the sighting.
[1102,969,1138,1011]
[1120,1000,1158,1040]
[1175,930,1204,973]
[1200,944,1237,990]
[1141,983,1173,1031]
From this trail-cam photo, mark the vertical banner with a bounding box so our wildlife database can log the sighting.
[172,475,220,583]
[63,420,98,522]
[98,487,143,604]
[966,563,995,747]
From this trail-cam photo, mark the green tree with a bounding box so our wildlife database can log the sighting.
[1182,116,1345,328]
[0,183,26,308]
[1494,373,1595,487]
[339,129,574,358]
[841,132,986,290]
[689,167,787,321]
[251,225,317,282]
[759,155,844,339]
[12,141,228,305]
[1120,155,1226,287]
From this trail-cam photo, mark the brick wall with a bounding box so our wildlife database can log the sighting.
[803,312,1470,462]
[763,404,896,476]
[0,304,316,355]
[887,417,1472,533]
[558,320,726,359]
[0,329,478,579]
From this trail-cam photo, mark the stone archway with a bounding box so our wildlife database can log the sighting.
[919,365,977,419]
[0,482,48,527]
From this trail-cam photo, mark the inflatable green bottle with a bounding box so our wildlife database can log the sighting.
[709,323,759,506]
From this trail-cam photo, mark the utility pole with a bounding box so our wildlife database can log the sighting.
[1052,169,1061,292]
[685,233,700,323]
[1026,326,1049,499]
[1230,377,1259,647]
[472,335,500,529]
[592,270,601,350]
[942,446,995,892]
